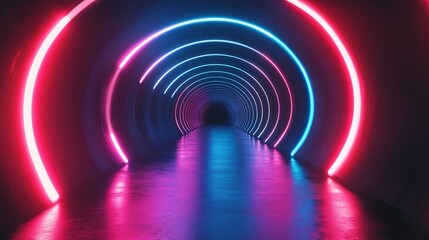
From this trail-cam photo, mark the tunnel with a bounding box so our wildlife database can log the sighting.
[1,0,429,238]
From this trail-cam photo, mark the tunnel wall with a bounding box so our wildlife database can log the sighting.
[309,0,429,232]
[1,0,429,236]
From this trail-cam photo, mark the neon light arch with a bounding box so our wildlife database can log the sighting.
[22,0,362,202]
[177,87,249,132]
[179,87,252,133]
[285,0,362,176]
[177,80,257,132]
[23,0,96,202]
[185,89,248,131]
[139,39,294,141]
[178,84,254,133]
[176,76,261,134]
[171,70,265,135]
[111,16,314,159]
[175,78,260,133]
[166,63,272,137]
[161,58,281,139]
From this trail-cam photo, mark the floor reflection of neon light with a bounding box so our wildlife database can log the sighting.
[23,0,96,202]
[286,0,362,176]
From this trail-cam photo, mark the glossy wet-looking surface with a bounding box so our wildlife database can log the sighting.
[11,127,426,239]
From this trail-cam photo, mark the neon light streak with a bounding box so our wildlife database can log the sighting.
[176,83,253,133]
[171,71,265,134]
[162,63,273,139]
[177,77,259,133]
[23,0,96,202]
[144,37,294,145]
[104,69,129,164]
[147,39,290,95]
[113,17,312,161]
[176,79,256,132]
[286,0,362,176]
[183,90,246,132]
[161,54,283,141]
[192,90,246,129]
[110,133,129,163]
[185,88,249,131]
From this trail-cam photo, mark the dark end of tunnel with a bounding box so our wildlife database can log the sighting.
[202,103,232,126]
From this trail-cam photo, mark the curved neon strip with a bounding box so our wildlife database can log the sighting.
[180,86,251,132]
[164,63,272,138]
[183,89,247,131]
[177,77,259,133]
[171,70,265,135]
[147,39,290,96]
[286,0,362,176]
[197,100,237,127]
[190,90,247,129]
[112,17,313,163]
[160,54,283,141]
[23,0,96,202]
[110,133,129,163]
[176,81,252,131]
[176,82,252,133]
[105,69,129,163]
[144,38,293,144]
[183,80,257,133]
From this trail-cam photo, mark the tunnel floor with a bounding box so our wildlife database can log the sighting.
[10,126,425,239]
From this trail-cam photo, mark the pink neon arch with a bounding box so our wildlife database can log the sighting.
[23,0,362,202]
[180,87,250,132]
[187,89,248,131]
[286,0,362,176]
[176,81,257,133]
[178,84,252,133]
[23,0,96,202]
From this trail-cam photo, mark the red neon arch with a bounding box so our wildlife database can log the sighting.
[286,0,362,176]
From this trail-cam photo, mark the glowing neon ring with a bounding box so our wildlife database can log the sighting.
[23,0,96,202]
[167,64,270,135]
[286,0,362,176]
[110,17,314,163]
[176,77,259,133]
[177,81,256,132]
[180,88,249,132]
[188,89,248,130]
[176,79,259,133]
[184,88,250,131]
[171,71,265,135]
[163,63,274,139]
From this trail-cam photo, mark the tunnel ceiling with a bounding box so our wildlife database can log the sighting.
[22,0,362,202]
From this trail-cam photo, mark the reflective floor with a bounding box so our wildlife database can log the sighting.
[11,127,425,239]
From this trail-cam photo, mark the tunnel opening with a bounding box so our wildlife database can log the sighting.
[202,102,231,125]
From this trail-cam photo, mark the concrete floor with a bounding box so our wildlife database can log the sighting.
[10,126,426,239]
